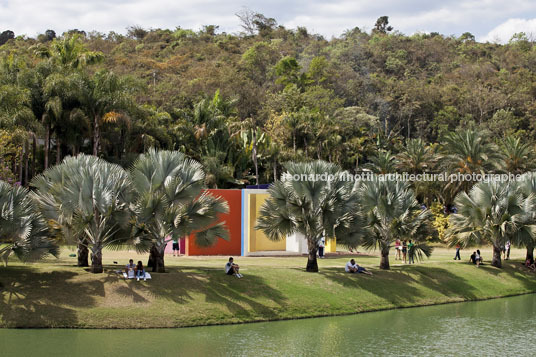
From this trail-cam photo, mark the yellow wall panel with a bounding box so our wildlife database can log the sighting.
[248,193,286,251]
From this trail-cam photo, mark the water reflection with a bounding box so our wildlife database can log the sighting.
[2,294,536,356]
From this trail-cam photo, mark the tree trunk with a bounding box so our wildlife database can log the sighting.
[93,115,100,156]
[18,144,23,184]
[31,134,37,179]
[491,245,502,268]
[526,244,534,262]
[306,239,318,272]
[44,122,50,169]
[252,128,259,186]
[380,246,390,270]
[24,142,29,186]
[56,135,61,164]
[90,247,103,273]
[148,244,166,273]
[77,241,89,267]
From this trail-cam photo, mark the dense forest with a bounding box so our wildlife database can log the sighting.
[1,13,536,206]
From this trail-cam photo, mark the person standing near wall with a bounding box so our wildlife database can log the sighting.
[172,237,180,257]
[318,236,325,259]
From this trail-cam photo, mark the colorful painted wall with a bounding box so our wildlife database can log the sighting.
[180,188,336,256]
[242,189,287,255]
[185,189,242,256]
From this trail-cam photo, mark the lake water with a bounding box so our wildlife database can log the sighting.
[2,294,536,356]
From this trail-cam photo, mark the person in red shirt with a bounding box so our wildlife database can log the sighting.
[454,244,461,260]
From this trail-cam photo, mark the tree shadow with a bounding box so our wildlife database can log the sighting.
[318,264,479,307]
[0,266,104,327]
[140,267,288,320]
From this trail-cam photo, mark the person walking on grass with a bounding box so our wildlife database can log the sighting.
[402,240,408,264]
[454,243,461,260]
[225,257,242,278]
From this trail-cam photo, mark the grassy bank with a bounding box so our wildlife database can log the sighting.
[1,247,535,328]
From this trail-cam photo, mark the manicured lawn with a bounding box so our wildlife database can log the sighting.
[1,246,535,328]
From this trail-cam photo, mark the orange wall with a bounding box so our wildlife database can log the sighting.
[186,189,242,256]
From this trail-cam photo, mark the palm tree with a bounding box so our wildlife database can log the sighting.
[131,149,229,273]
[396,138,440,206]
[499,136,534,174]
[366,150,396,174]
[396,138,437,174]
[0,180,58,266]
[446,180,535,268]
[515,172,536,262]
[77,70,137,156]
[34,34,103,70]
[257,161,363,272]
[32,154,133,273]
[358,178,432,269]
[440,129,498,206]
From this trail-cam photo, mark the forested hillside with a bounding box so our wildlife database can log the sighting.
[1,14,535,197]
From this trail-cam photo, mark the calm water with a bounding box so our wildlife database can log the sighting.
[2,294,536,356]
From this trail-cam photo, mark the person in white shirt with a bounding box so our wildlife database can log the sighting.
[318,237,326,259]
[225,257,242,278]
[345,259,373,275]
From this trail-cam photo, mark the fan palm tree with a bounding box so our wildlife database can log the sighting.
[131,149,229,273]
[446,180,535,268]
[515,172,536,262]
[32,154,133,273]
[358,178,432,269]
[257,161,363,272]
[0,181,58,266]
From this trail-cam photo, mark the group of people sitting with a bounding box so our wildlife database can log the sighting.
[470,250,484,267]
[223,257,373,278]
[125,259,147,281]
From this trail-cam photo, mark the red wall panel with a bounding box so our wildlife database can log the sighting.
[186,189,242,256]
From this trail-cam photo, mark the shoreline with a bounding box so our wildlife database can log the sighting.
[2,249,536,329]
[5,290,535,330]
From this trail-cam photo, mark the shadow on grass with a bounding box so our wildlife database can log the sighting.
[1,264,288,326]
[317,264,480,305]
[139,267,288,320]
[0,266,105,327]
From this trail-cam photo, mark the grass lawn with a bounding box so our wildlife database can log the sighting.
[1,246,535,328]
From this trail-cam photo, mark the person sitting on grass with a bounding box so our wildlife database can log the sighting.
[125,259,136,278]
[135,260,146,281]
[475,249,483,266]
[470,250,483,267]
[225,257,242,278]
[345,259,373,275]
[525,257,536,271]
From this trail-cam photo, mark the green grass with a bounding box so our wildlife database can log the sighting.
[1,246,535,328]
